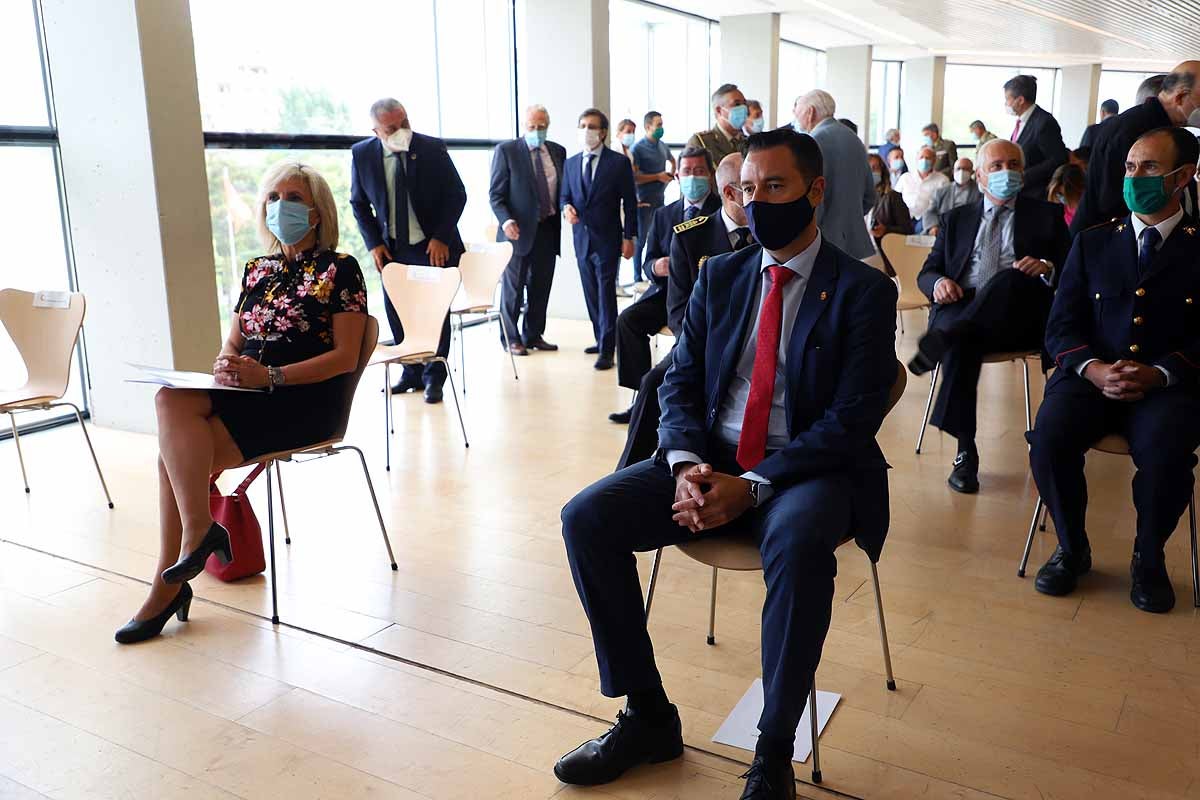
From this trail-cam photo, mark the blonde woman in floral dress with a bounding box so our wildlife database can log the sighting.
[115,161,368,644]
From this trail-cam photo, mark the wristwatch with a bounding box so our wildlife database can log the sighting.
[267,366,286,391]
[747,479,772,508]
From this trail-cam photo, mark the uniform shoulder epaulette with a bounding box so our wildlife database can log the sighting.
[1083,216,1124,234]
[673,215,709,234]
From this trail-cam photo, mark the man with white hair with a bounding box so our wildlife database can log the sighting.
[878,128,902,172]
[909,138,1070,494]
[350,97,466,403]
[791,89,876,258]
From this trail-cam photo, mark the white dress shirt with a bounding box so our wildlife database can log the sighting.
[721,207,745,248]
[895,170,949,220]
[1011,103,1037,141]
[382,146,426,246]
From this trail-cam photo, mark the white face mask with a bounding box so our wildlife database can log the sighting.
[577,127,602,151]
[1005,103,1018,117]
[1188,107,1200,128]
[953,168,971,185]
[385,128,413,153]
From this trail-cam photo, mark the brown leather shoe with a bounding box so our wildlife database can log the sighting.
[508,342,529,356]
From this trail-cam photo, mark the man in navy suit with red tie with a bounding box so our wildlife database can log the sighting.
[554,129,898,799]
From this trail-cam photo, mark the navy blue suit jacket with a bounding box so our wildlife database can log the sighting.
[559,147,638,262]
[640,194,721,298]
[1047,214,1200,393]
[657,239,899,559]
[1015,106,1068,201]
[488,137,566,257]
[349,133,466,257]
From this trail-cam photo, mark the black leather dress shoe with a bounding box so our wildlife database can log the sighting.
[384,374,424,395]
[424,384,444,404]
[553,707,684,786]
[585,345,600,355]
[947,451,979,494]
[115,582,193,644]
[907,329,949,376]
[609,408,632,424]
[739,756,796,799]
[1130,553,1175,613]
[528,338,559,351]
[162,523,231,585]
[1034,544,1092,596]
[594,355,614,370]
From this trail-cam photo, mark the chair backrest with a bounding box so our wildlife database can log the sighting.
[484,223,499,243]
[329,314,380,442]
[455,242,513,311]
[886,359,907,415]
[0,288,85,401]
[379,264,462,359]
[880,233,932,309]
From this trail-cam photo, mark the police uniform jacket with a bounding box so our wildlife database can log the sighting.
[666,212,734,335]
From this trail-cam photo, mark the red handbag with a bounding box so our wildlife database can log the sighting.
[205,463,268,582]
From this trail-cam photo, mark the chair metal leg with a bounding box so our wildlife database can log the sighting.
[869,560,896,691]
[338,444,398,570]
[1039,500,1049,531]
[644,547,663,620]
[437,357,470,448]
[707,566,718,646]
[8,412,29,494]
[915,362,939,454]
[1021,359,1032,435]
[266,463,280,625]
[498,313,519,381]
[1189,491,1198,608]
[898,309,905,335]
[809,678,822,783]
[383,364,392,471]
[1019,495,1044,578]
[459,318,469,395]
[63,403,113,509]
[275,461,291,544]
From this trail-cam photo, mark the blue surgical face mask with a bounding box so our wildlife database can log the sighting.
[918,158,933,173]
[727,104,748,129]
[525,128,547,148]
[266,199,314,245]
[620,132,635,148]
[923,134,934,146]
[890,158,905,172]
[749,117,765,134]
[986,168,1023,200]
[678,175,710,203]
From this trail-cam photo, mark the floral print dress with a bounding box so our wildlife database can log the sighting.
[209,248,369,460]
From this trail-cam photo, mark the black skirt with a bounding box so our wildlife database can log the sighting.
[209,375,349,461]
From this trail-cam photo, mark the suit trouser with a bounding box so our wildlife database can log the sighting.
[578,248,620,357]
[928,269,1052,440]
[616,291,667,390]
[561,451,848,754]
[1029,378,1200,566]
[500,221,557,345]
[382,238,454,388]
[616,353,672,470]
[632,204,657,283]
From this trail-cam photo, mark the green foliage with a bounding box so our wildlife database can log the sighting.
[276,87,353,135]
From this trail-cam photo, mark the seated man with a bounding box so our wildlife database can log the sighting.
[893,145,949,229]
[556,129,898,800]
[615,152,751,469]
[611,147,720,423]
[922,157,980,235]
[908,138,1070,493]
[1029,126,1200,613]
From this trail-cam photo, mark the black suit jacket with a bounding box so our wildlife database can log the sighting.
[488,138,566,257]
[1015,106,1068,201]
[1079,121,1102,149]
[1070,98,1173,235]
[917,197,1071,304]
[350,134,467,257]
[640,194,721,299]
[666,211,734,335]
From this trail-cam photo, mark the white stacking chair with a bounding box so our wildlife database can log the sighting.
[450,242,518,393]
[881,233,933,335]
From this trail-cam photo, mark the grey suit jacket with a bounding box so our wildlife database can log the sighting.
[810,118,875,259]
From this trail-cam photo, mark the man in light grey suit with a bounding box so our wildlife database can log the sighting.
[791,89,875,259]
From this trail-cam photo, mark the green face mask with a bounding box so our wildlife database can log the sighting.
[653,126,664,140]
[1123,166,1184,215]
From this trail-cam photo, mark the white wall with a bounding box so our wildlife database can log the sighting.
[1059,64,1101,149]
[826,45,873,143]
[900,55,946,156]
[719,14,781,129]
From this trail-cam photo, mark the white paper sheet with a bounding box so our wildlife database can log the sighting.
[711,678,840,763]
[125,363,263,392]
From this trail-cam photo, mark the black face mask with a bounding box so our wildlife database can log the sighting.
[744,189,815,251]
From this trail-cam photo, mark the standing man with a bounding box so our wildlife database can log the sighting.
[630,111,676,289]
[922,123,959,179]
[1002,74,1068,202]
[1070,62,1200,235]
[1029,127,1200,613]
[610,147,720,424]
[350,97,466,404]
[1079,98,1119,148]
[489,103,566,356]
[688,83,749,168]
[923,157,981,235]
[561,108,638,370]
[908,139,1070,494]
[744,100,765,136]
[793,89,876,259]
[878,128,903,171]
[969,120,996,151]
[554,129,898,800]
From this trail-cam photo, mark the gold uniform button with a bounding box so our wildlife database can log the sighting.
[1129,344,1140,353]
[1094,293,1101,300]
[1188,297,1195,305]
[1133,316,1144,325]
[1136,288,1146,297]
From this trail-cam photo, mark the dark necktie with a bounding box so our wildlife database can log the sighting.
[532,147,554,219]
[583,153,595,199]
[733,227,751,250]
[1138,226,1161,277]
[737,266,795,470]
[393,152,410,245]
[684,204,701,221]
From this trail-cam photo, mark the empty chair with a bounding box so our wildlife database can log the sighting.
[450,242,518,393]
[915,350,1041,454]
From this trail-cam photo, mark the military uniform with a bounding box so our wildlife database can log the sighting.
[686,125,747,171]
[1029,212,1200,569]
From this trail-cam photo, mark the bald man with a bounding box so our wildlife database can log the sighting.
[1071,60,1200,234]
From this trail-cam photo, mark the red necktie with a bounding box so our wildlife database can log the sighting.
[1010,119,1021,142]
[737,266,794,471]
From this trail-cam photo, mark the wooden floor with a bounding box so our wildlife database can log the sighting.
[1,313,1198,800]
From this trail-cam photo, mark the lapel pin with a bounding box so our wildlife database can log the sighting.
[819,291,828,301]
[1115,223,1126,232]
[1186,226,1197,236]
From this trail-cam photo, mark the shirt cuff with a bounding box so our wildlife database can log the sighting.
[666,450,704,474]
[1076,358,1099,377]
[1156,365,1176,387]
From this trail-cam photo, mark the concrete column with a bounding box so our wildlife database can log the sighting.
[1058,64,1102,149]
[718,14,780,128]
[518,0,610,321]
[900,56,946,156]
[825,45,873,144]
[41,0,221,433]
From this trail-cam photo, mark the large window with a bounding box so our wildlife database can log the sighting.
[868,60,902,147]
[609,0,720,144]
[0,0,86,429]
[778,40,827,125]
[1097,70,1160,122]
[942,64,1060,151]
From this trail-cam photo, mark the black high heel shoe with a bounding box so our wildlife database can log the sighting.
[162,522,232,585]
[114,582,193,644]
